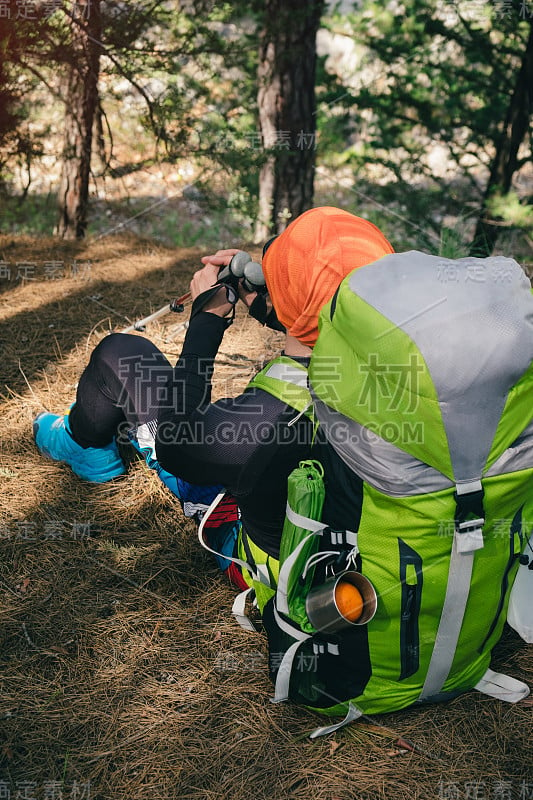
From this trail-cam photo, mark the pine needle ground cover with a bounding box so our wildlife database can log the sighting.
[0,234,531,800]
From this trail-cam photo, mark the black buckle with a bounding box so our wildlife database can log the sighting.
[454,487,485,528]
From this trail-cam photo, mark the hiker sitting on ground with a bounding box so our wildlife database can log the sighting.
[33,207,394,568]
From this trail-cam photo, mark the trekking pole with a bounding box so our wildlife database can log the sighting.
[121,292,191,333]
[120,251,264,334]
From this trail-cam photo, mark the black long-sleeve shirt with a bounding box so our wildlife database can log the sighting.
[156,312,315,557]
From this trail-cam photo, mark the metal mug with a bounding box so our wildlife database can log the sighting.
[306,569,378,633]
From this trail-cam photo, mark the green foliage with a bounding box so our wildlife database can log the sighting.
[0,0,264,227]
[312,0,533,254]
[438,221,471,259]
[322,0,531,188]
[0,10,57,186]
[315,53,356,163]
[0,193,58,235]
[0,189,254,248]
[6,0,531,257]
[488,191,533,229]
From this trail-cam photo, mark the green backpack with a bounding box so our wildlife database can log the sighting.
[253,251,533,730]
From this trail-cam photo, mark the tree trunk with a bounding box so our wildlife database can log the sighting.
[56,1,102,240]
[254,0,324,242]
[469,19,533,257]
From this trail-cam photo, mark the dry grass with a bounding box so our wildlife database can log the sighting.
[0,233,531,800]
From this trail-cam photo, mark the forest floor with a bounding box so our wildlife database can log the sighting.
[0,229,532,800]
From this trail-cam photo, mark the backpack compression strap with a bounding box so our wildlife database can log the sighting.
[419,481,530,703]
[419,481,486,701]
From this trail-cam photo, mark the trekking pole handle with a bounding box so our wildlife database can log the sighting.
[217,251,266,293]
[170,251,265,314]
[185,251,266,317]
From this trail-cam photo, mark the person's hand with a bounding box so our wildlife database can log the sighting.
[201,249,261,312]
[237,281,258,310]
[198,249,241,316]
[200,249,240,270]
[189,263,233,317]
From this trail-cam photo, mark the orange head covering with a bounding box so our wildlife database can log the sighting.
[262,206,394,346]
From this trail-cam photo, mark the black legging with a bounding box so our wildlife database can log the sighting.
[66,329,316,557]
[68,333,171,449]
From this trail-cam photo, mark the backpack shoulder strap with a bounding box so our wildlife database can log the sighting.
[247,356,314,420]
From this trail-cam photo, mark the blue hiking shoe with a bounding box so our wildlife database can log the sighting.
[33,412,126,483]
